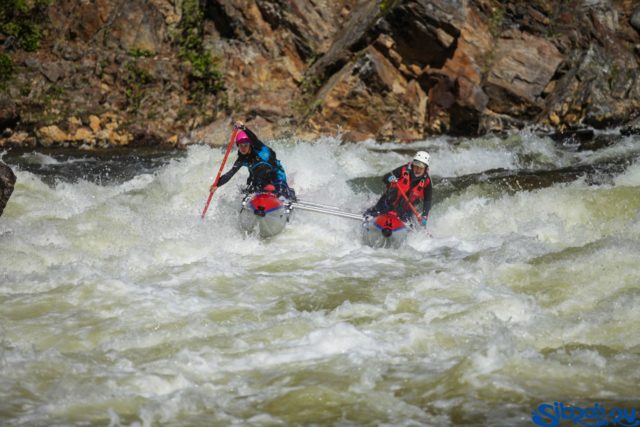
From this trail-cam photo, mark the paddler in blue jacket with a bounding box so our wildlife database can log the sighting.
[364,151,433,227]
[211,122,294,199]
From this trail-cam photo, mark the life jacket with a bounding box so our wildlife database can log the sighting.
[393,163,429,208]
[241,144,287,185]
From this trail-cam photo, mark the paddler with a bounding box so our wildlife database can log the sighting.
[364,151,433,227]
[210,122,295,199]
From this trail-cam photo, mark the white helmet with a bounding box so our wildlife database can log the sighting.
[413,151,430,167]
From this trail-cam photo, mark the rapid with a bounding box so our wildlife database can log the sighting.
[1,132,640,426]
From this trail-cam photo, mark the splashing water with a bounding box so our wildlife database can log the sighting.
[1,133,640,426]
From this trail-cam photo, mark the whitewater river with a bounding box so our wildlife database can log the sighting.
[1,132,639,426]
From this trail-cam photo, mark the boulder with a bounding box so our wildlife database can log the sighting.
[484,30,563,117]
[431,4,493,134]
[106,1,168,52]
[40,61,65,83]
[36,125,70,146]
[307,45,427,141]
[0,162,16,218]
[306,1,381,84]
[49,0,113,42]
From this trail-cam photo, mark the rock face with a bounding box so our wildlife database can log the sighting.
[0,162,16,217]
[1,0,639,145]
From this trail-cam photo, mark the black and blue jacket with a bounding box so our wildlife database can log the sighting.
[217,127,288,189]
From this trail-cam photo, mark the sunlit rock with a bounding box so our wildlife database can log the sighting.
[1,0,640,146]
[485,30,563,117]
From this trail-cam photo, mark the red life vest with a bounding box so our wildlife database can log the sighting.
[393,163,429,208]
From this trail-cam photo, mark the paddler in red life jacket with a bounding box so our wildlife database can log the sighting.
[364,151,433,227]
[210,122,295,199]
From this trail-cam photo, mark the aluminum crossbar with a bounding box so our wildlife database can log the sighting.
[294,199,345,211]
[290,203,364,221]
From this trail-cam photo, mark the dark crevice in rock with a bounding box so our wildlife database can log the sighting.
[383,4,459,69]
[284,20,315,61]
[632,7,640,34]
[0,116,19,132]
[204,1,237,39]
[255,0,286,29]
[448,103,481,136]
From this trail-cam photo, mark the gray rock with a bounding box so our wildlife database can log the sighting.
[0,161,16,218]
[108,1,167,52]
[485,31,563,118]
[23,57,41,70]
[307,1,381,83]
[41,61,65,82]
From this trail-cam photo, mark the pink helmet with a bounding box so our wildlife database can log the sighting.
[235,131,251,145]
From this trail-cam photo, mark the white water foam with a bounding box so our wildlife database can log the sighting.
[2,134,640,426]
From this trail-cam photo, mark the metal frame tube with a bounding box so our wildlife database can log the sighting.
[290,203,364,221]
[294,199,344,211]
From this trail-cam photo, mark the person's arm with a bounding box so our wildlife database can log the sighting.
[382,165,404,184]
[216,158,242,187]
[242,127,265,149]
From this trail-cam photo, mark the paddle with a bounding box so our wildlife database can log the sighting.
[200,127,239,219]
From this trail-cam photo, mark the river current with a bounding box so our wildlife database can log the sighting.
[1,132,640,426]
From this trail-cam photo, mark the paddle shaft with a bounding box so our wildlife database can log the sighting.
[201,128,239,219]
[392,181,423,222]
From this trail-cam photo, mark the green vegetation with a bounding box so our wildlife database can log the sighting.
[125,62,153,85]
[488,0,505,38]
[18,80,31,96]
[180,0,204,54]
[300,74,321,95]
[379,0,399,15]
[40,84,65,110]
[178,0,224,103]
[0,53,14,88]
[291,73,322,118]
[186,51,224,98]
[124,62,153,111]
[128,48,155,58]
[0,0,51,51]
[46,84,65,97]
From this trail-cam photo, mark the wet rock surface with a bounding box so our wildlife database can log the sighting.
[0,161,16,217]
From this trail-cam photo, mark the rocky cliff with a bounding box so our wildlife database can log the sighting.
[1,0,639,147]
